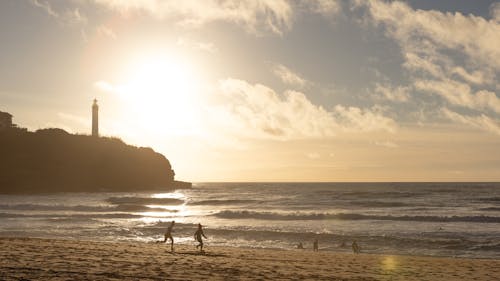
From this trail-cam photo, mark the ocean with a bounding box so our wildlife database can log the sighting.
[1,182,499,259]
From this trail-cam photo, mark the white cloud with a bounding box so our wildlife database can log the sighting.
[32,0,87,26]
[374,140,398,148]
[415,79,500,114]
[94,80,116,93]
[374,83,410,103]
[212,78,396,140]
[491,2,500,22]
[97,24,117,40]
[215,78,336,139]
[356,0,500,134]
[271,63,307,87]
[306,152,321,159]
[451,66,491,86]
[333,105,397,133]
[374,141,399,148]
[177,38,218,53]
[402,52,444,79]
[441,108,500,135]
[360,0,500,71]
[306,0,341,17]
[93,0,294,35]
[32,0,58,18]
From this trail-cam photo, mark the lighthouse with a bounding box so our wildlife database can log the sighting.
[92,98,99,137]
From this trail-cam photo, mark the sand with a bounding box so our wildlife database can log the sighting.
[1,237,499,280]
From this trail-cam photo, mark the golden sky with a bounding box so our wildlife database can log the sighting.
[1,0,499,181]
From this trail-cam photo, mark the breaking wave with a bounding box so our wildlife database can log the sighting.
[106,197,184,205]
[213,210,500,223]
[0,204,177,213]
[188,199,258,206]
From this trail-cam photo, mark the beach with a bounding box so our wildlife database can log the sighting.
[1,237,499,280]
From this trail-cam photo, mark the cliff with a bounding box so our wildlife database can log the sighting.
[0,128,190,193]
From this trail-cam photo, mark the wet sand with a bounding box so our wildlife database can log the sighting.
[1,237,499,280]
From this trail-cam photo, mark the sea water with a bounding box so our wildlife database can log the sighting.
[1,182,499,259]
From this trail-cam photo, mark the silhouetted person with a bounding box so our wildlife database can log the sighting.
[352,240,360,254]
[297,242,304,249]
[340,240,346,248]
[194,223,207,252]
[313,238,319,252]
[162,221,175,251]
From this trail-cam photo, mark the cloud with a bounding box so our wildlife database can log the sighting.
[31,0,87,26]
[94,80,116,93]
[306,152,321,159]
[373,140,398,148]
[213,78,396,140]
[373,83,410,103]
[97,24,117,40]
[415,79,500,114]
[356,0,500,133]
[306,0,341,17]
[491,2,500,22]
[93,0,294,35]
[215,78,336,139]
[333,105,397,133]
[271,63,307,87]
[177,38,218,53]
[359,0,500,71]
[32,0,58,17]
[441,108,500,135]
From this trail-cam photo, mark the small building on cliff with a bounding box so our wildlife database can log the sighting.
[0,111,13,131]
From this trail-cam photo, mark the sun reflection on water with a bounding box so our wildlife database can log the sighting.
[151,191,186,200]
[138,192,192,223]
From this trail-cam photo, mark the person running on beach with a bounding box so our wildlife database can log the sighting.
[162,220,175,251]
[313,238,319,252]
[194,223,207,252]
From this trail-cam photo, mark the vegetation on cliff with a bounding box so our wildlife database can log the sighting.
[0,128,182,193]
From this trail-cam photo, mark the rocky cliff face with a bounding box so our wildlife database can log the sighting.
[0,128,183,193]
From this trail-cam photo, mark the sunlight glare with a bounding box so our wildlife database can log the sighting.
[151,192,186,200]
[118,53,202,136]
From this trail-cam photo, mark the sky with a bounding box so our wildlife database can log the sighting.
[1,0,499,182]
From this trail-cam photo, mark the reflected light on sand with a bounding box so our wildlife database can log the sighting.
[381,256,398,271]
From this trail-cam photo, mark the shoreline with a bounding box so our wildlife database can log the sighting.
[1,234,497,261]
[1,237,499,280]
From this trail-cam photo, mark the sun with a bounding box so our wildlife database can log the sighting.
[118,53,202,135]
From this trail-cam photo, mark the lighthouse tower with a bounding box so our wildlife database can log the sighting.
[92,98,99,137]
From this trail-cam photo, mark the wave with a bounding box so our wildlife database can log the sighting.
[0,204,177,213]
[350,201,410,208]
[188,199,258,206]
[106,197,184,205]
[0,212,141,219]
[213,210,500,223]
[478,207,500,211]
[0,204,113,212]
[339,191,422,199]
[478,197,500,202]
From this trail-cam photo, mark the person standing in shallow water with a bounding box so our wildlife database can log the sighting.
[194,223,207,252]
[162,221,175,251]
[352,240,360,254]
[313,238,319,252]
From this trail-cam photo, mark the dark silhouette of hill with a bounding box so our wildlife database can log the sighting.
[0,127,190,193]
